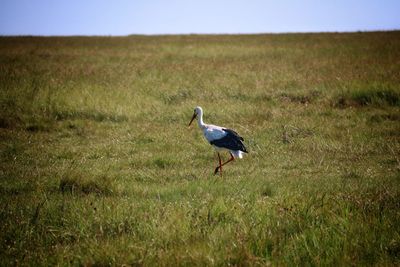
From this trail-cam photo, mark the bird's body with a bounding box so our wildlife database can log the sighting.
[189,106,248,175]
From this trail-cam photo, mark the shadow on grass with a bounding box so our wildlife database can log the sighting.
[280,90,321,105]
[54,110,128,123]
[59,173,116,196]
[335,87,399,108]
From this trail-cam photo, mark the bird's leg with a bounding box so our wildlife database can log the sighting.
[214,152,223,175]
[221,153,235,167]
[214,153,235,175]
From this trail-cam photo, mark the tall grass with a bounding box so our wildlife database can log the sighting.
[336,83,400,107]
[1,32,400,265]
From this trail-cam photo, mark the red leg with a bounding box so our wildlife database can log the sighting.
[221,153,235,167]
[214,152,223,176]
[214,153,235,175]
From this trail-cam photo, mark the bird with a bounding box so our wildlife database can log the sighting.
[188,106,248,175]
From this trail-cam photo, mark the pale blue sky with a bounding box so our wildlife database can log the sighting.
[0,0,399,35]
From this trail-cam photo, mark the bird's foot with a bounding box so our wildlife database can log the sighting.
[214,166,220,175]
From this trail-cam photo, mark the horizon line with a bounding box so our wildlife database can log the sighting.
[1,29,399,38]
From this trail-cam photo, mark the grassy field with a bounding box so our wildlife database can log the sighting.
[0,32,400,266]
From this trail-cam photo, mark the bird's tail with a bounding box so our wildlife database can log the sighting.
[232,150,245,159]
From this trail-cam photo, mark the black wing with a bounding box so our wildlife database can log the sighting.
[210,128,248,153]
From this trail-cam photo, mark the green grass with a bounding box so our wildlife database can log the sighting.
[1,32,400,266]
[336,83,400,107]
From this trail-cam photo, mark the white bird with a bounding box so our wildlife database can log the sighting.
[188,106,248,175]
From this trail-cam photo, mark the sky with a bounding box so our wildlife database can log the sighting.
[0,0,399,36]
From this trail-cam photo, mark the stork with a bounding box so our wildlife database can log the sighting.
[188,106,248,175]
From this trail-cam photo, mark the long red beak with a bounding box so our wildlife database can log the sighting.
[188,113,197,126]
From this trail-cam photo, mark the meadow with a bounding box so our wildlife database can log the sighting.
[0,32,399,266]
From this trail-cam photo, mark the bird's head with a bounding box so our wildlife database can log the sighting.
[188,106,203,126]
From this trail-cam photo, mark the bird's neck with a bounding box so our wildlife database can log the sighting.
[197,113,206,129]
